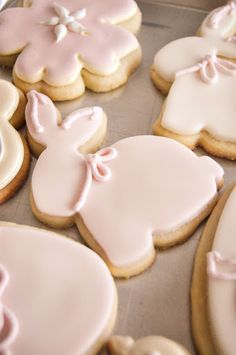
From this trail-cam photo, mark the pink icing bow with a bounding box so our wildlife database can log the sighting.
[176,53,236,84]
[0,265,18,355]
[207,251,236,281]
[74,147,117,211]
[208,1,236,29]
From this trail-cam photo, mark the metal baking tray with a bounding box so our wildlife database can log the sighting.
[0,1,235,354]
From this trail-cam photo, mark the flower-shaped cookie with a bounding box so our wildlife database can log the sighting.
[152,2,236,160]
[0,0,141,101]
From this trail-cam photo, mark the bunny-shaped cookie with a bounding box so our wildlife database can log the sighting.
[152,1,236,160]
[0,80,30,203]
[26,91,224,278]
[192,183,236,355]
[0,222,117,355]
[108,335,191,355]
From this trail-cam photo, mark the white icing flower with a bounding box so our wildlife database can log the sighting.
[41,3,87,43]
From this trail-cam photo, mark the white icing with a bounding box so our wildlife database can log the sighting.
[208,186,236,355]
[161,71,236,141]
[109,335,189,355]
[41,3,87,42]
[0,223,116,355]
[153,3,236,143]
[0,80,24,190]
[175,52,236,84]
[0,0,8,10]
[207,2,236,29]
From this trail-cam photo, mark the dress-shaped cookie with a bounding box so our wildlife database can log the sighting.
[0,222,117,355]
[192,183,236,355]
[25,91,224,278]
[152,1,236,160]
[0,0,141,101]
[108,335,191,355]
[0,80,30,203]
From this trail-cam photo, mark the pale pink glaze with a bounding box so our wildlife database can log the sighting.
[207,251,236,280]
[0,223,116,355]
[26,90,47,133]
[207,1,236,29]
[176,52,236,84]
[0,0,139,85]
[74,147,117,212]
[0,265,18,355]
[25,92,224,270]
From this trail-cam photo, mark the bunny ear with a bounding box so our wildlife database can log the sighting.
[108,336,135,355]
[61,106,105,148]
[25,90,60,147]
[0,80,19,121]
[200,3,236,38]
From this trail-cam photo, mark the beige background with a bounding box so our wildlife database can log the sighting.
[141,0,224,10]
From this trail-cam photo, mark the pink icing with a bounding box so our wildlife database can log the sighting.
[176,53,236,84]
[0,0,139,85]
[207,251,236,281]
[0,265,18,355]
[0,223,116,354]
[27,90,116,212]
[26,91,109,216]
[25,92,224,270]
[61,107,103,129]
[74,147,117,212]
[207,1,236,29]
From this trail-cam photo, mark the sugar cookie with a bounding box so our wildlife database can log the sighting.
[0,0,142,101]
[0,80,30,204]
[0,222,117,355]
[192,183,236,355]
[152,2,236,159]
[108,335,191,355]
[25,91,224,278]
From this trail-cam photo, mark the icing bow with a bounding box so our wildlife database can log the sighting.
[0,265,18,354]
[74,147,117,211]
[208,1,236,29]
[207,251,236,280]
[176,53,236,84]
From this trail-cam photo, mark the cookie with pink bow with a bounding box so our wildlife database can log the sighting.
[25,90,224,278]
[0,222,117,355]
[0,0,141,101]
[152,1,236,160]
[192,182,236,355]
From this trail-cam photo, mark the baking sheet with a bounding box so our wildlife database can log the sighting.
[0,1,235,354]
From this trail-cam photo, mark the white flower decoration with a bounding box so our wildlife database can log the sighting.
[41,2,87,43]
